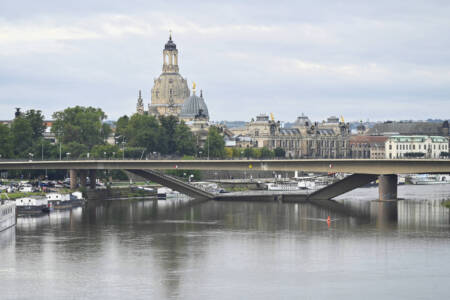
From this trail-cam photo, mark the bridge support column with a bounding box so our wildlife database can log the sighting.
[70,169,78,190]
[378,175,397,201]
[89,170,97,189]
[79,170,87,188]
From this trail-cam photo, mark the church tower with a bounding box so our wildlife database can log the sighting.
[148,33,190,117]
[136,90,144,115]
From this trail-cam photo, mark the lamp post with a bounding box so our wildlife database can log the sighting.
[66,152,70,160]
[122,142,126,160]
[28,153,34,161]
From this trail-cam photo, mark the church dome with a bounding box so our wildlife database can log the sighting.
[165,35,177,50]
[180,91,209,120]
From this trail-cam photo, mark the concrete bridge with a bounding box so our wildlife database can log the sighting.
[1,159,450,201]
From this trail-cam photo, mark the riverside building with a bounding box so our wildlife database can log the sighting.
[385,136,448,159]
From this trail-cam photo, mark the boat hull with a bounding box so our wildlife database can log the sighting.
[0,201,16,232]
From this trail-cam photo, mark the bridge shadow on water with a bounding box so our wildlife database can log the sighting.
[3,184,450,299]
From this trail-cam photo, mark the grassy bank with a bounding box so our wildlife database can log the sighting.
[443,200,450,208]
[1,192,45,200]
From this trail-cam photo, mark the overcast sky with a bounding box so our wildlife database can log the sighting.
[1,0,449,122]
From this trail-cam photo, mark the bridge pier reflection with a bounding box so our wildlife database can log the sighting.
[370,200,398,225]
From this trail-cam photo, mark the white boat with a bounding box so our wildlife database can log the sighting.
[157,187,187,200]
[70,191,85,206]
[267,182,300,191]
[410,174,450,185]
[0,200,16,232]
[15,196,49,215]
[46,193,72,210]
[298,180,316,190]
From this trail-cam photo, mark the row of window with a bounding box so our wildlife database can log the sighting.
[389,143,448,151]
[1,206,13,216]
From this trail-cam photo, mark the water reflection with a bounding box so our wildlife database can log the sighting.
[0,185,449,299]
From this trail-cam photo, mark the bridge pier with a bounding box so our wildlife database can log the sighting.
[378,174,397,201]
[79,170,87,188]
[89,170,97,189]
[69,169,78,189]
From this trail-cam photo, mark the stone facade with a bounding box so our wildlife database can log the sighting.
[349,136,388,159]
[147,35,190,117]
[232,114,351,158]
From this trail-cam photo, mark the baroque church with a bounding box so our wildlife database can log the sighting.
[136,34,209,123]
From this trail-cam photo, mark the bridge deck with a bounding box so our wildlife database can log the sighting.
[1,159,450,174]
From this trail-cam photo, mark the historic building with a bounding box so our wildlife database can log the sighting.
[385,136,448,159]
[134,35,212,146]
[349,136,388,159]
[136,34,211,120]
[231,114,351,158]
[147,34,190,116]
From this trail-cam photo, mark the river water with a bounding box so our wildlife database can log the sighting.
[1,185,450,299]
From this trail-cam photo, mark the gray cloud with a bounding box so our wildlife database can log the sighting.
[0,0,449,122]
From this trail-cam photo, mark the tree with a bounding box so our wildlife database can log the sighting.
[243,147,253,159]
[24,109,46,141]
[52,106,108,149]
[90,144,120,159]
[115,115,129,139]
[159,115,179,154]
[260,147,274,159]
[174,121,197,155]
[204,126,225,158]
[125,114,165,153]
[0,124,13,158]
[11,117,33,157]
[62,142,89,159]
[274,147,286,158]
[224,147,233,159]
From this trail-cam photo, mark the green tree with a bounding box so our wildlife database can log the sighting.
[62,142,89,159]
[52,106,108,149]
[159,115,179,154]
[260,147,274,159]
[115,115,129,139]
[24,109,46,141]
[243,147,253,159]
[90,144,120,159]
[11,117,33,157]
[204,126,225,158]
[125,114,166,154]
[274,147,286,158]
[174,121,197,155]
[0,124,13,158]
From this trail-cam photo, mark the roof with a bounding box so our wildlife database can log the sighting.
[368,121,449,136]
[349,135,388,144]
[180,92,209,119]
[387,135,448,143]
[164,35,177,51]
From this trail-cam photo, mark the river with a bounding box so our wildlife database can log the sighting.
[1,184,450,299]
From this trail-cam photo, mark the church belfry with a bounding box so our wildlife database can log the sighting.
[162,33,179,73]
[147,33,190,116]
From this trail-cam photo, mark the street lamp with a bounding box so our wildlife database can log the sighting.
[122,142,126,160]
[66,152,70,160]
[28,153,34,161]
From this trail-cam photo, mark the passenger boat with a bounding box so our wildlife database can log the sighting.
[267,182,300,191]
[15,196,50,215]
[157,187,188,200]
[410,174,450,185]
[46,193,72,210]
[70,191,85,207]
[0,200,16,232]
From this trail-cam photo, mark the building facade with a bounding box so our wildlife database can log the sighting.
[231,114,351,158]
[385,136,448,159]
[349,136,388,159]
